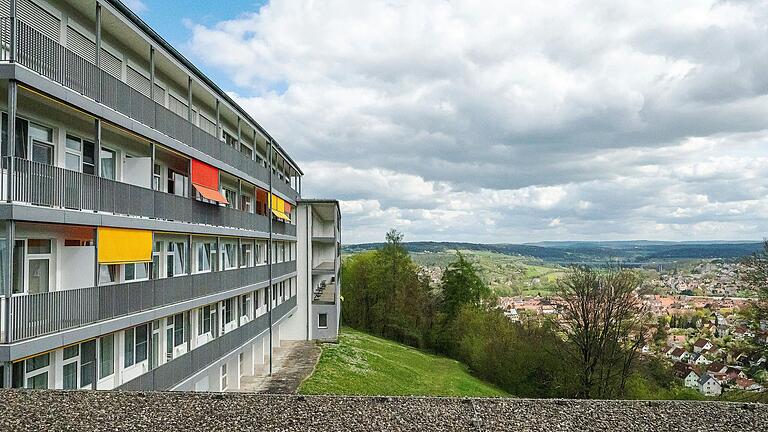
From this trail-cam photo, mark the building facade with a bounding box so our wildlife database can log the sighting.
[0,0,340,392]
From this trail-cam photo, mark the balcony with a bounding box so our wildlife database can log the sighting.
[4,157,288,233]
[2,18,299,202]
[4,261,297,343]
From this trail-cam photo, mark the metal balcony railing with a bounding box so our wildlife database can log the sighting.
[117,295,297,391]
[5,157,297,234]
[1,18,299,201]
[6,261,297,342]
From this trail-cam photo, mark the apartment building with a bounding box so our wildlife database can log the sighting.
[0,0,340,392]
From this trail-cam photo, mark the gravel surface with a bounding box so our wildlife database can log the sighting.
[0,390,764,431]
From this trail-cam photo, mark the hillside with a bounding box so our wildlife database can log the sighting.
[344,240,763,264]
[298,328,508,397]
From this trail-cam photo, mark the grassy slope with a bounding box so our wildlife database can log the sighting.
[299,328,509,397]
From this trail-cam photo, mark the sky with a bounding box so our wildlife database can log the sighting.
[131,0,768,244]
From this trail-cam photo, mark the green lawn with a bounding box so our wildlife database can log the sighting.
[298,328,509,397]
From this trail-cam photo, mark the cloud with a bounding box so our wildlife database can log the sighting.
[181,0,768,243]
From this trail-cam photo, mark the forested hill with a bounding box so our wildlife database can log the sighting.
[343,240,764,264]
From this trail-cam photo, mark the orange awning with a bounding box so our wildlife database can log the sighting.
[193,184,229,205]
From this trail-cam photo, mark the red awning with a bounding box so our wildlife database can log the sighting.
[191,159,219,190]
[193,184,229,205]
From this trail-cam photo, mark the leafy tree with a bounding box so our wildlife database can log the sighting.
[555,267,649,398]
[441,251,491,317]
[741,240,768,354]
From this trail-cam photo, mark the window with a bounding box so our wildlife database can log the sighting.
[99,334,114,379]
[198,305,213,335]
[30,122,54,165]
[99,264,118,284]
[166,242,186,277]
[223,131,237,149]
[152,241,161,280]
[24,353,50,389]
[240,294,250,319]
[153,163,162,191]
[167,169,188,197]
[221,243,237,270]
[224,298,235,324]
[254,289,260,310]
[166,313,185,360]
[224,189,237,209]
[318,313,328,329]
[241,195,253,213]
[100,148,116,180]
[65,135,96,174]
[1,113,29,162]
[124,263,149,282]
[220,363,228,391]
[240,242,253,268]
[80,340,96,388]
[240,144,253,159]
[28,239,51,294]
[196,242,212,273]
[124,324,148,368]
[279,281,285,300]
[62,345,79,390]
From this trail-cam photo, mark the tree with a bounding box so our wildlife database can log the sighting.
[740,240,768,354]
[555,267,649,398]
[441,251,491,317]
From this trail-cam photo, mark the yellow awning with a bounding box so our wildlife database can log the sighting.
[271,209,291,221]
[98,227,153,264]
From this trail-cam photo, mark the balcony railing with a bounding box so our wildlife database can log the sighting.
[1,18,298,201]
[6,157,294,233]
[117,295,297,391]
[6,261,297,342]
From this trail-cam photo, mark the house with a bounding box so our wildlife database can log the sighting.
[724,366,746,380]
[698,374,722,396]
[734,378,763,392]
[684,370,701,388]
[707,362,728,375]
[669,347,689,362]
[733,326,754,340]
[693,338,713,353]
[690,352,712,366]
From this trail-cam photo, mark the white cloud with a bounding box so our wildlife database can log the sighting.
[182,0,768,243]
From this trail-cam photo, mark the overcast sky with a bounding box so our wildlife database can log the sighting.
[137,0,768,244]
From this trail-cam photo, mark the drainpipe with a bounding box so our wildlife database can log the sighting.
[268,139,273,376]
[6,79,16,202]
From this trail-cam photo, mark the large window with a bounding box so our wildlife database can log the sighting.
[62,345,79,390]
[124,324,148,368]
[99,264,118,285]
[30,122,54,165]
[240,242,253,268]
[195,240,217,273]
[240,294,250,320]
[225,298,235,323]
[220,363,228,391]
[80,340,96,388]
[100,148,117,180]
[198,305,214,335]
[99,334,114,379]
[13,239,52,294]
[24,353,50,389]
[65,135,96,175]
[124,263,149,282]
[221,242,237,270]
[166,242,186,277]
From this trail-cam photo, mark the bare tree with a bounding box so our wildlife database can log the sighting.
[555,267,649,398]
